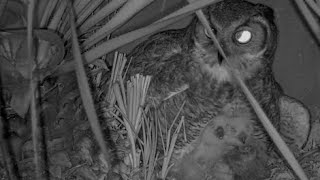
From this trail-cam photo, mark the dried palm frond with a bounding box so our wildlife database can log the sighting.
[82,0,155,48]
[64,0,105,39]
[293,0,320,44]
[73,0,91,15]
[39,0,59,27]
[53,0,221,75]
[306,0,320,17]
[79,0,127,35]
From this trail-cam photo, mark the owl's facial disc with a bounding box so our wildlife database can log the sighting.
[191,1,275,83]
[191,24,231,82]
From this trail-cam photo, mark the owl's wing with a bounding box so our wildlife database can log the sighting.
[128,29,189,76]
[279,95,311,150]
[128,29,192,106]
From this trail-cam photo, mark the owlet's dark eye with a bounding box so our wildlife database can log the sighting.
[234,30,252,44]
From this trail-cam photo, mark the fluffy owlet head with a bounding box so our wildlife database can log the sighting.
[190,0,278,82]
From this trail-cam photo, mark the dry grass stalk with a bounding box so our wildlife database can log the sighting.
[128,74,151,132]
[68,0,111,172]
[159,102,186,179]
[108,52,151,172]
[106,60,186,178]
[113,73,151,169]
[27,0,45,179]
[105,52,128,118]
[190,4,309,180]
[140,115,159,180]
[107,52,184,178]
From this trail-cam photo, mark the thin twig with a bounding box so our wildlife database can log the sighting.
[141,116,158,180]
[28,0,45,179]
[68,0,111,170]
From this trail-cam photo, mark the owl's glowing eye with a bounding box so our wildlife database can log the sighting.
[234,30,252,44]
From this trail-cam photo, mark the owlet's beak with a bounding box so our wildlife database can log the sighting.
[218,51,224,65]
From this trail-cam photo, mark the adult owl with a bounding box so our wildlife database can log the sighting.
[127,0,309,175]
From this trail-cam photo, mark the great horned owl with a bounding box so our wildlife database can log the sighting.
[128,0,308,166]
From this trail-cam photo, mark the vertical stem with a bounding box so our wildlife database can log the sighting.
[68,0,111,170]
[27,0,46,179]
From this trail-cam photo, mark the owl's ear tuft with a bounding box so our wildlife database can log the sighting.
[255,4,275,21]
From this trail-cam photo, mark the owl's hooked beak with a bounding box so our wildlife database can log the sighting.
[218,52,224,65]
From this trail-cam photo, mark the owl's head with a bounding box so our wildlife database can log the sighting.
[190,0,278,82]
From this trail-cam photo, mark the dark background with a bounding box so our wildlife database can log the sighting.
[114,0,320,108]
